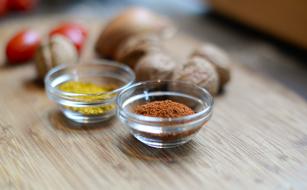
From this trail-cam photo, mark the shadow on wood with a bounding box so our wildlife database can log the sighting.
[23,78,45,92]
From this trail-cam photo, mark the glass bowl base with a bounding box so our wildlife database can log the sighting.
[133,134,194,148]
[62,109,115,124]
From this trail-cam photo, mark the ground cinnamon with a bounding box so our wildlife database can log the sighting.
[134,100,195,118]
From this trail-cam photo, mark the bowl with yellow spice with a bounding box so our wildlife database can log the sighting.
[45,61,135,123]
[117,80,213,148]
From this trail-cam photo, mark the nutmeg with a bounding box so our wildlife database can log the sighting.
[95,7,174,59]
[115,34,161,68]
[173,57,219,95]
[35,35,78,80]
[134,52,176,81]
[191,44,231,88]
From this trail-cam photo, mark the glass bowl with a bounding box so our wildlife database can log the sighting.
[45,60,135,123]
[116,80,214,148]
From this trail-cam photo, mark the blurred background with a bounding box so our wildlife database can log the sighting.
[1,0,307,98]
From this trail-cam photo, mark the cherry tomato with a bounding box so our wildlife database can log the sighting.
[49,22,88,54]
[6,29,41,64]
[0,0,9,16]
[8,0,37,11]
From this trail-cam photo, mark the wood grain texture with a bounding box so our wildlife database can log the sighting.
[1,16,307,190]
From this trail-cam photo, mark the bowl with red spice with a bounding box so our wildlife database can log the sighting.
[116,80,213,148]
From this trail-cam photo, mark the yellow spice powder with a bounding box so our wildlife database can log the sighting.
[58,81,116,115]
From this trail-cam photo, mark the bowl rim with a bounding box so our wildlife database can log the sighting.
[44,60,135,98]
[116,80,214,122]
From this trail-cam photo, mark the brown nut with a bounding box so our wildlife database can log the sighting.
[115,34,161,68]
[173,57,219,96]
[95,7,174,59]
[191,43,231,88]
[134,52,176,81]
[35,35,78,80]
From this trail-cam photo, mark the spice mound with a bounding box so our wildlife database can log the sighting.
[131,100,201,144]
[134,100,195,118]
[58,81,116,115]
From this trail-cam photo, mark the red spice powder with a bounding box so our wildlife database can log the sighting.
[134,100,195,118]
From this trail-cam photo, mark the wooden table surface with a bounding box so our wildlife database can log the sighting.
[1,7,307,190]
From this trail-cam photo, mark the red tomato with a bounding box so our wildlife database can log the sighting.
[49,23,88,53]
[0,0,9,16]
[6,29,41,64]
[8,0,37,11]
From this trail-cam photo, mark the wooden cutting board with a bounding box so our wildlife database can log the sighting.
[1,16,307,190]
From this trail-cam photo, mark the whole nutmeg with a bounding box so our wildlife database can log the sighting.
[134,52,176,81]
[115,34,161,68]
[95,7,174,59]
[191,43,231,88]
[35,35,78,80]
[173,57,219,96]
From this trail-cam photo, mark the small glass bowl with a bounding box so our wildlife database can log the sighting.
[116,80,214,148]
[45,60,135,123]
